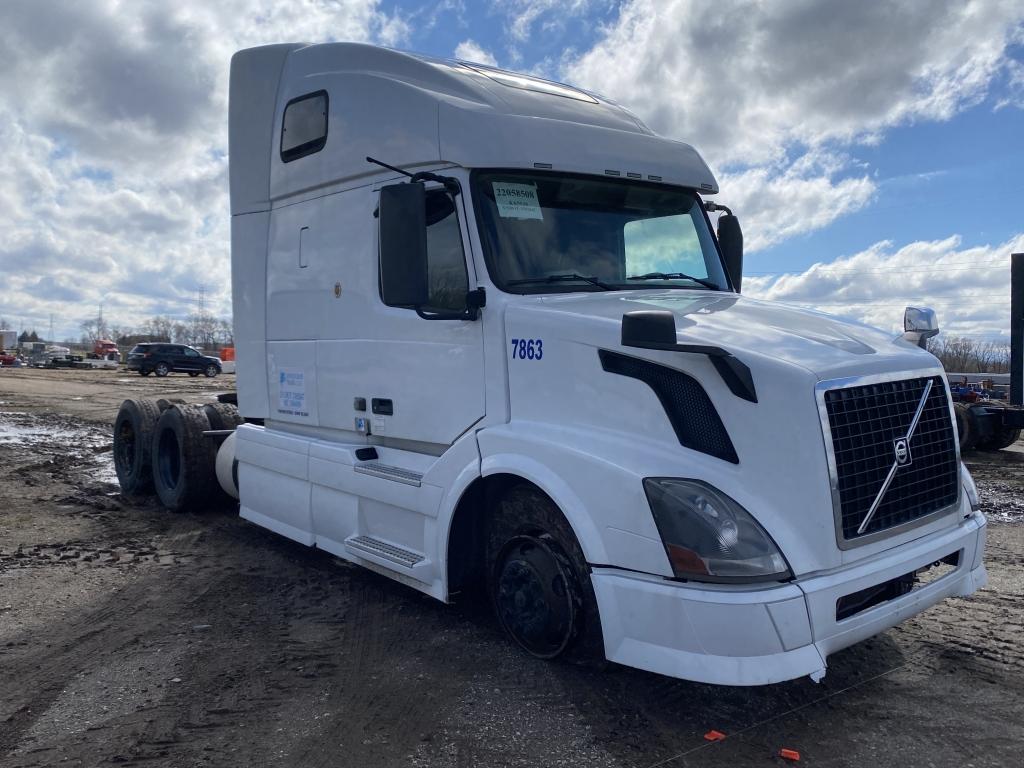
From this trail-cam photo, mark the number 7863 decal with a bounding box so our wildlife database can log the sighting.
[510,338,543,360]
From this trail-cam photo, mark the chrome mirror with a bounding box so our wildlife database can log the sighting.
[903,306,939,349]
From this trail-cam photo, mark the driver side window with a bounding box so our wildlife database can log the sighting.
[424,190,469,311]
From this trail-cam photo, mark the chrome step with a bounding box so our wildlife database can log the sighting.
[353,461,423,486]
[345,535,424,568]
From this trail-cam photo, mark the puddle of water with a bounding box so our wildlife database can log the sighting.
[0,411,118,485]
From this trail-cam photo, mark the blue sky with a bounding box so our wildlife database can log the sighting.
[0,0,1022,342]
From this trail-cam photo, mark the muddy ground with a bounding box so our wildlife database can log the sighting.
[0,367,1022,768]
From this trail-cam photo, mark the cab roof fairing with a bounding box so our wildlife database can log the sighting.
[232,42,720,213]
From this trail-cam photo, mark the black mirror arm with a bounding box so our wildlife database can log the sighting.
[415,287,486,321]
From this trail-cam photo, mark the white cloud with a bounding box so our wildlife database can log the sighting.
[744,234,1024,339]
[454,39,498,66]
[562,0,1024,252]
[0,0,407,340]
[564,0,1024,167]
[718,152,876,252]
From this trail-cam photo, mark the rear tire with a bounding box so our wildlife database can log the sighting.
[203,402,243,431]
[954,402,975,452]
[487,485,603,663]
[973,403,1021,450]
[113,398,162,496]
[151,405,219,512]
[154,362,170,377]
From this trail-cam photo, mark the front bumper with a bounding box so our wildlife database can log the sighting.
[591,510,987,686]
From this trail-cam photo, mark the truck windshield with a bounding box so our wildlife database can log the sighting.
[472,170,728,293]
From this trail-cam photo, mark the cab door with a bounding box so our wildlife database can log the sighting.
[316,183,486,448]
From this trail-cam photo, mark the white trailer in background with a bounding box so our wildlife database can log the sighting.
[113,44,986,686]
[0,330,16,351]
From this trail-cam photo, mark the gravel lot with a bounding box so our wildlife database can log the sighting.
[1,367,1022,767]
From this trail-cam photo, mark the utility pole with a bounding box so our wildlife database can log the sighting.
[1011,253,1023,406]
[49,313,54,343]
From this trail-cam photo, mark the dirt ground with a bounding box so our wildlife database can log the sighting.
[1,367,1022,768]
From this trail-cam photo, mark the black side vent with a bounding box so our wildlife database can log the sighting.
[599,350,738,464]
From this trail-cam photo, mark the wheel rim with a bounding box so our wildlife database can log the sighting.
[157,364,168,376]
[157,427,181,491]
[206,365,217,377]
[493,535,577,658]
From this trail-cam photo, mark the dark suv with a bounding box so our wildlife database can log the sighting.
[126,343,222,378]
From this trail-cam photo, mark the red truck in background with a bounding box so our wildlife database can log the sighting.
[90,339,120,360]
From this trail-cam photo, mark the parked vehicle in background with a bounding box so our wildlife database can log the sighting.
[1,329,16,351]
[126,343,222,378]
[90,339,120,360]
[0,351,20,366]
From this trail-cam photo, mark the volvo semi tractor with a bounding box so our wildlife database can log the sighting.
[113,43,987,686]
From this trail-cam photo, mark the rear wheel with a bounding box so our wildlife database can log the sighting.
[973,402,1021,450]
[203,402,243,431]
[112,398,162,496]
[487,485,603,662]
[151,405,219,512]
[954,402,975,452]
[154,362,170,377]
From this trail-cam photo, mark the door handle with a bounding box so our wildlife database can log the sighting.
[371,398,393,415]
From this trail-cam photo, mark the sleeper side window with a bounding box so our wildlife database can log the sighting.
[424,191,469,311]
[280,91,328,163]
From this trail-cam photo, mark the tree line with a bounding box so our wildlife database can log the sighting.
[80,314,234,350]
[927,335,1011,373]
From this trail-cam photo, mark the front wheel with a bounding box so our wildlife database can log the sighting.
[204,364,219,378]
[487,485,603,662]
[154,362,170,377]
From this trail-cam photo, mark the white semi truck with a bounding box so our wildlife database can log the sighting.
[113,43,986,686]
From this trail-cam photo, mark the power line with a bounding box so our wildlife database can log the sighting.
[745,259,1011,277]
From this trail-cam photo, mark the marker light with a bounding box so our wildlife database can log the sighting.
[643,478,791,582]
[961,463,980,512]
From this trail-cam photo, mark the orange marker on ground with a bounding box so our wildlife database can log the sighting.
[779,748,801,761]
[703,730,726,742]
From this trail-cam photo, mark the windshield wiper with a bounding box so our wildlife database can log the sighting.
[507,273,613,290]
[626,272,719,290]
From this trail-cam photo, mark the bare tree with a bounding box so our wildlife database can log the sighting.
[927,335,1010,373]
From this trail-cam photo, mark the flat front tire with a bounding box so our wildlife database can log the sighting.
[151,405,218,512]
[487,485,603,662]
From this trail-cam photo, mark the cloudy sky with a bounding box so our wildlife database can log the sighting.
[1,0,1023,342]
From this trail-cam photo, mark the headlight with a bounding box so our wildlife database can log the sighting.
[643,478,791,582]
[961,463,980,512]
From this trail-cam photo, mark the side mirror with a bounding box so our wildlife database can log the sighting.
[379,182,429,307]
[903,306,939,349]
[717,214,743,293]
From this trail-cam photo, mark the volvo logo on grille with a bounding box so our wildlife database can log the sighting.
[893,438,912,466]
[856,379,934,535]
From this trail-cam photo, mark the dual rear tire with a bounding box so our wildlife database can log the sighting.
[113,398,234,511]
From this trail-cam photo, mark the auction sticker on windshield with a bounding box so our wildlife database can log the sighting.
[493,182,543,220]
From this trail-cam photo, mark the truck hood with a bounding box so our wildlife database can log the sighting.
[532,290,934,380]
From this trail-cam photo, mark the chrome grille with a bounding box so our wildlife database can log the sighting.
[823,375,958,542]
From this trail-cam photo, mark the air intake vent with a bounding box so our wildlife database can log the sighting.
[599,350,738,463]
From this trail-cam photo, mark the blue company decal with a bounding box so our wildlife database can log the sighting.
[510,338,544,360]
